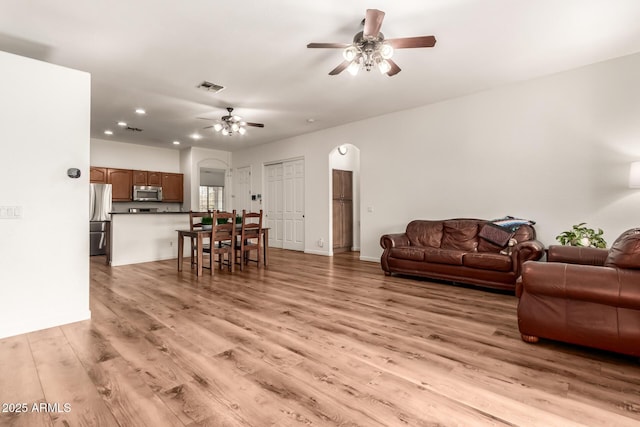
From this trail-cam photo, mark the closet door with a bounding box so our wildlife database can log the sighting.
[265,163,284,248]
[282,159,304,251]
[265,159,305,251]
[235,166,252,214]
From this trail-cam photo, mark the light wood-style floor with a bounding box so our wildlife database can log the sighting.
[1,250,639,427]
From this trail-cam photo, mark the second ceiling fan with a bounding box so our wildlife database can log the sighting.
[307,9,436,77]
[202,107,264,136]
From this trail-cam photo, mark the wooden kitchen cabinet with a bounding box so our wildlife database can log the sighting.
[107,168,133,201]
[132,170,148,186]
[132,170,163,186]
[90,167,108,183]
[332,169,353,251]
[332,169,353,200]
[148,171,162,186]
[161,173,183,202]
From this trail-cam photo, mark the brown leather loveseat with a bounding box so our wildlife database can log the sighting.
[380,218,544,291]
[516,228,640,357]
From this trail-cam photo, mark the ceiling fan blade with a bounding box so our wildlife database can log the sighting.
[202,125,214,130]
[329,60,350,75]
[387,35,437,49]
[363,9,385,38]
[245,122,265,128]
[307,42,349,49]
[196,117,216,121]
[386,59,401,77]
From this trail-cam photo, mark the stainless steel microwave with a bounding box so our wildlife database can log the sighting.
[133,185,163,201]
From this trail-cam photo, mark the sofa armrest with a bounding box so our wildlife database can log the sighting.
[510,240,544,277]
[380,233,410,249]
[520,261,640,309]
[512,239,545,261]
[547,245,608,266]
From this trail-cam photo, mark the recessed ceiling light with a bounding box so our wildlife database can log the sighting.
[190,133,202,140]
[135,108,146,115]
[172,141,181,145]
[117,121,127,127]
[104,130,113,135]
[307,118,316,123]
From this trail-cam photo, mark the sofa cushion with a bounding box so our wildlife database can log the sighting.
[389,246,425,262]
[604,228,640,269]
[406,220,443,248]
[441,220,479,251]
[423,248,465,265]
[463,252,513,272]
[513,224,536,242]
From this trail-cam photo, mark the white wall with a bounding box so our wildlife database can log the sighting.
[0,51,91,339]
[91,138,180,172]
[233,51,640,262]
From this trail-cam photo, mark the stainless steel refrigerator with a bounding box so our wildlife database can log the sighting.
[90,183,112,256]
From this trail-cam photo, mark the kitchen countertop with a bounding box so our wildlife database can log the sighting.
[110,211,188,215]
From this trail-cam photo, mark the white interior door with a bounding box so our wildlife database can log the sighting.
[235,166,251,214]
[265,163,284,248]
[283,159,305,251]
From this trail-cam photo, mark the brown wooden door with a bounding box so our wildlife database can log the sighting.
[90,167,108,183]
[332,169,353,252]
[107,168,132,201]
[162,173,183,202]
[132,170,148,186]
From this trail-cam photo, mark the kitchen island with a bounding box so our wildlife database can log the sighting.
[110,212,190,266]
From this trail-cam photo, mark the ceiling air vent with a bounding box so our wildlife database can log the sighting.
[197,81,225,93]
[125,126,143,132]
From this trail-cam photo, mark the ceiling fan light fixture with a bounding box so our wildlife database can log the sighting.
[343,45,359,61]
[238,127,247,135]
[213,123,223,132]
[347,59,361,76]
[380,43,393,59]
[231,123,240,132]
[221,128,229,136]
[378,59,391,74]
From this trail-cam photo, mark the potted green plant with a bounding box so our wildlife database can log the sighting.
[236,215,242,224]
[556,223,607,248]
[201,216,213,230]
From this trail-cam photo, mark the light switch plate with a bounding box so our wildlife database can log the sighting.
[0,206,22,219]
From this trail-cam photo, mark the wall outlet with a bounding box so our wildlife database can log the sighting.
[318,238,324,247]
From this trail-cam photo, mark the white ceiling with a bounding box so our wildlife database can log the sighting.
[2,0,640,152]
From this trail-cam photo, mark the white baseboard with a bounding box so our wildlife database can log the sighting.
[304,249,331,256]
[0,309,91,340]
[359,255,380,263]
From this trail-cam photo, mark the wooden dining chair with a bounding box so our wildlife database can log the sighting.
[208,210,237,273]
[188,210,212,269]
[234,209,263,271]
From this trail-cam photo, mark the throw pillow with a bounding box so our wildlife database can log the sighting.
[478,223,514,247]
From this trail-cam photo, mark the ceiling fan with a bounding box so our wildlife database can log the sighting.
[307,9,436,77]
[201,107,264,136]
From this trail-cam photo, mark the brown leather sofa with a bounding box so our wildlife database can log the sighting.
[516,228,640,357]
[380,218,544,291]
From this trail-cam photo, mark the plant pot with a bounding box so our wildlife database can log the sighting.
[202,225,212,230]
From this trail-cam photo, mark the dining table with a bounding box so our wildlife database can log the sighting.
[177,226,269,276]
